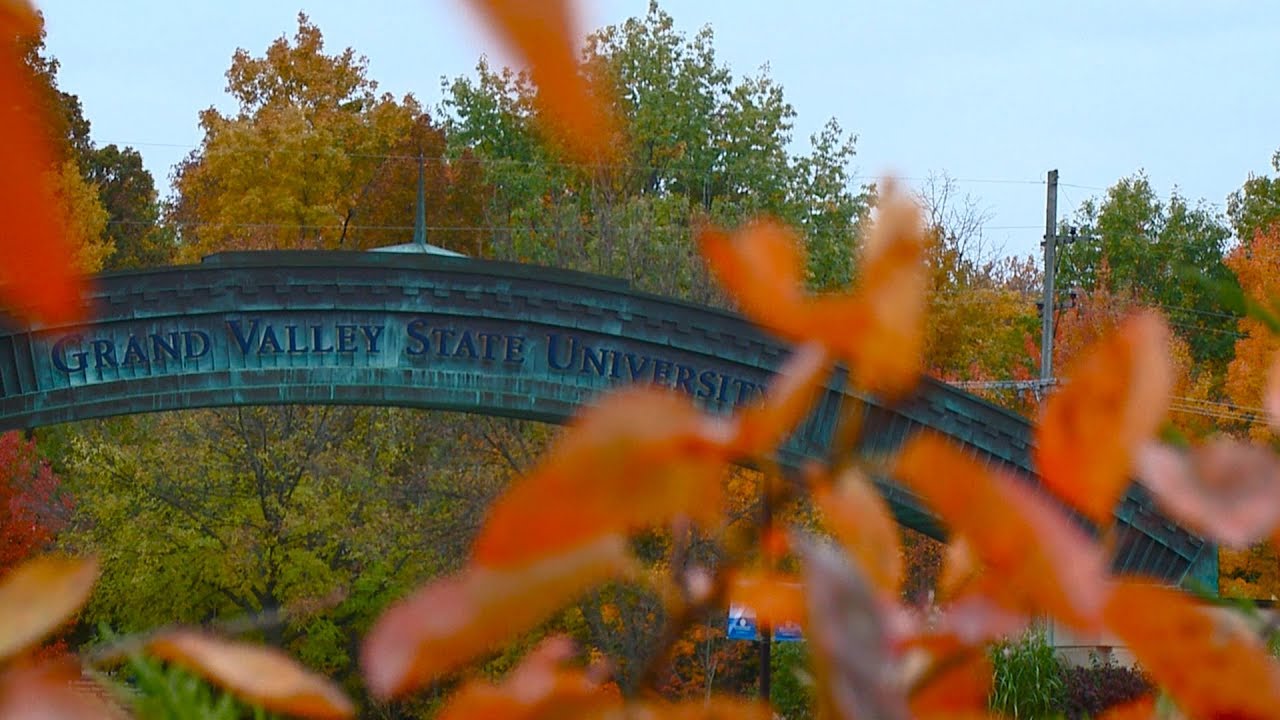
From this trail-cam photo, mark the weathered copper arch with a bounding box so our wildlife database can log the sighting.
[0,251,1216,588]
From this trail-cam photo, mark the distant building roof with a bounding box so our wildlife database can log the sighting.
[370,242,467,258]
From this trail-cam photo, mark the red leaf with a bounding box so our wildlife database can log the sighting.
[1096,696,1156,720]
[698,186,928,400]
[0,556,98,664]
[472,387,730,567]
[0,0,39,35]
[1267,352,1280,435]
[435,637,621,720]
[462,0,616,162]
[732,342,831,457]
[146,631,354,719]
[0,656,122,720]
[894,434,1108,631]
[816,182,928,399]
[937,536,980,602]
[1105,580,1280,719]
[0,24,86,325]
[908,650,993,719]
[727,570,805,628]
[362,535,632,700]
[813,467,903,595]
[1137,440,1280,548]
[697,221,808,341]
[601,697,773,719]
[1035,311,1172,525]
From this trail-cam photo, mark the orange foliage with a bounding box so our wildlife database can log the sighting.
[462,0,617,162]
[1035,311,1172,525]
[733,342,832,457]
[699,183,927,399]
[147,631,354,719]
[1226,227,1280,432]
[895,434,1108,631]
[813,467,903,596]
[0,556,97,664]
[0,0,86,324]
[907,651,992,719]
[1105,580,1280,719]
[726,570,805,627]
[14,3,1280,718]
[471,388,732,567]
[362,536,632,699]
[433,637,621,720]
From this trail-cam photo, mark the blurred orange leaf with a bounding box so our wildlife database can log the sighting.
[0,656,121,720]
[600,697,773,719]
[728,570,805,628]
[813,467,902,595]
[1137,440,1280,548]
[462,0,615,161]
[907,650,992,719]
[1267,352,1280,435]
[435,636,620,720]
[699,186,927,400]
[1096,696,1157,720]
[0,17,86,326]
[1105,580,1280,719]
[1035,311,1172,525]
[363,535,632,700]
[733,342,831,457]
[797,536,910,720]
[698,220,807,340]
[894,434,1107,631]
[818,182,927,399]
[472,387,730,567]
[146,631,354,719]
[0,556,98,664]
[937,536,980,602]
[0,0,38,35]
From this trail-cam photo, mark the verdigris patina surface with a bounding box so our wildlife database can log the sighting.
[0,251,1215,589]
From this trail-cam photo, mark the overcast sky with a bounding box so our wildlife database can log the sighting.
[36,1,1280,260]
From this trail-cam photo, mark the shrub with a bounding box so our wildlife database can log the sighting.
[990,628,1066,719]
[1060,654,1152,719]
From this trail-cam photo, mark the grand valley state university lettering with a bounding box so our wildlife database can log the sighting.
[47,316,769,406]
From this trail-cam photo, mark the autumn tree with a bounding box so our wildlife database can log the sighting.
[917,174,1039,391]
[1224,227,1280,435]
[6,16,112,272]
[59,406,519,693]
[170,14,485,259]
[0,432,69,574]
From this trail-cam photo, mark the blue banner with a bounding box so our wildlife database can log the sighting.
[727,605,803,642]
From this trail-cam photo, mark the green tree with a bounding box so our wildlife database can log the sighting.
[441,1,871,299]
[1228,149,1280,245]
[1057,173,1238,369]
[88,144,174,270]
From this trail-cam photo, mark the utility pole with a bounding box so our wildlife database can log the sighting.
[1040,169,1059,388]
[758,485,772,703]
[413,151,427,248]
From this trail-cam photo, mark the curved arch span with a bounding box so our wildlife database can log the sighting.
[0,251,1215,587]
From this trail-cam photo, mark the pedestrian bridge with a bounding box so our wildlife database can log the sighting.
[0,251,1216,589]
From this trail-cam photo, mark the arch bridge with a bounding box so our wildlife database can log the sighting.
[0,251,1216,589]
